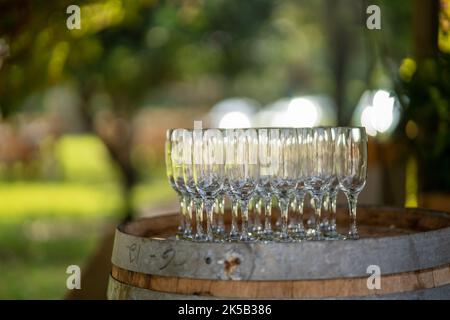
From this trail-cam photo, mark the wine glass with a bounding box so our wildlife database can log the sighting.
[182,129,206,241]
[290,127,309,240]
[226,128,259,242]
[252,194,264,237]
[170,129,193,239]
[257,128,277,241]
[194,128,225,242]
[320,194,330,232]
[336,127,368,240]
[271,128,299,242]
[224,130,240,241]
[304,127,333,240]
[325,127,344,240]
[214,193,226,237]
[165,129,186,238]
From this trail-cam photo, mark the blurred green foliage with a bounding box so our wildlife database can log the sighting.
[0,0,413,118]
[0,0,277,115]
[397,54,450,192]
[395,0,450,192]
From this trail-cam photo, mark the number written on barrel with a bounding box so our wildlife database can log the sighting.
[127,243,141,264]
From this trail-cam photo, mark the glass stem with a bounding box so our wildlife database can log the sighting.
[321,194,329,227]
[288,197,297,228]
[183,196,193,237]
[217,194,225,233]
[178,194,185,235]
[279,198,289,240]
[264,197,272,234]
[205,200,214,241]
[297,193,305,233]
[313,194,323,239]
[329,192,337,233]
[307,192,316,227]
[212,198,218,232]
[346,192,360,240]
[240,200,251,241]
[254,197,262,231]
[230,199,239,239]
[194,199,204,240]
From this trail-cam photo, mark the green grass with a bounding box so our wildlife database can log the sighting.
[0,180,175,299]
[0,217,101,299]
[0,182,122,222]
[0,134,176,299]
[55,135,120,183]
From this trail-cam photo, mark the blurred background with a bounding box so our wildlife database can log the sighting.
[0,0,449,299]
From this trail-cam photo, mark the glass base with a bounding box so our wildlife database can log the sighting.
[305,228,316,238]
[212,234,226,242]
[347,225,359,240]
[347,231,360,240]
[324,230,346,240]
[257,229,274,242]
[273,231,293,242]
[226,231,240,242]
[239,232,255,242]
[176,226,185,239]
[251,225,264,234]
[305,228,324,241]
[289,230,306,241]
[193,233,208,242]
[215,226,225,233]
[214,227,226,241]
[320,221,330,232]
[180,235,193,241]
[182,228,193,239]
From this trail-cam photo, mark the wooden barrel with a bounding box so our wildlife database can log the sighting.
[107,206,450,299]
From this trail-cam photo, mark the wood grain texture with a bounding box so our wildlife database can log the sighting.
[107,275,450,300]
[111,264,450,299]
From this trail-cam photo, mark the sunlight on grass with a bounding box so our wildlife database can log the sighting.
[0,179,174,222]
[55,134,119,183]
[0,182,122,222]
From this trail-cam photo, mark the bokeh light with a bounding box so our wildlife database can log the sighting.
[218,111,251,129]
[355,89,400,137]
[271,97,319,128]
[209,98,258,128]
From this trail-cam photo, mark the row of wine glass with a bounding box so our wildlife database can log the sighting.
[165,127,367,242]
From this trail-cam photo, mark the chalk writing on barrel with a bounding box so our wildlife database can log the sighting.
[159,247,175,270]
[127,243,141,264]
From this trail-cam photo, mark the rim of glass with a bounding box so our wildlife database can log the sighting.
[166,126,366,131]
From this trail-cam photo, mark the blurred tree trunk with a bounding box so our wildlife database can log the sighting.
[411,0,441,196]
[325,0,350,125]
[413,0,439,61]
[79,89,137,222]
